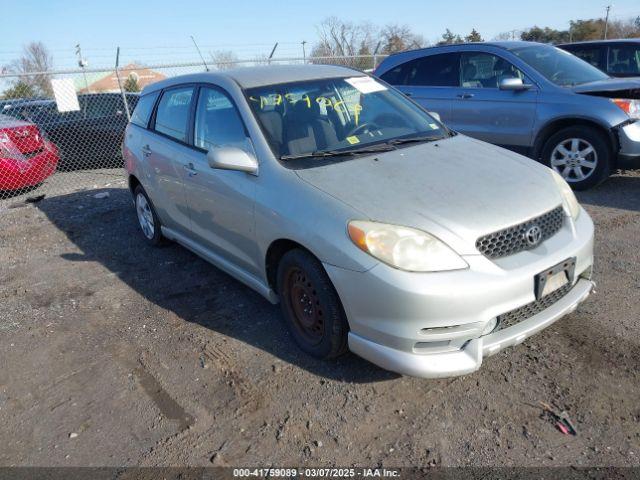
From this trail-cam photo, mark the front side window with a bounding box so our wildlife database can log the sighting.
[154,87,194,142]
[460,52,527,88]
[511,44,609,86]
[608,45,640,76]
[130,92,158,128]
[194,87,249,151]
[246,76,449,160]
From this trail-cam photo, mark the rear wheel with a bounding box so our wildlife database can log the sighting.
[134,185,165,246]
[540,126,611,190]
[276,249,349,359]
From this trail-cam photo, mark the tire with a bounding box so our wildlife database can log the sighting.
[540,126,612,190]
[133,185,165,246]
[276,249,349,359]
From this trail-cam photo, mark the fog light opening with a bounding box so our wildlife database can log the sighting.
[482,318,498,336]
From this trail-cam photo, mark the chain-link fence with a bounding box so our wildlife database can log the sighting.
[0,54,385,204]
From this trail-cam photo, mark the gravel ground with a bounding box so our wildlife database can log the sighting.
[0,170,639,468]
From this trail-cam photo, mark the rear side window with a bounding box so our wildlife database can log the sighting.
[154,87,194,142]
[384,53,461,87]
[608,45,640,75]
[85,96,120,119]
[131,92,159,128]
[379,63,411,85]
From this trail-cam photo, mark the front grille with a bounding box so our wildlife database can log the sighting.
[476,206,564,259]
[497,282,573,330]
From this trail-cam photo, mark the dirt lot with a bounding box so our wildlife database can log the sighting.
[0,170,639,468]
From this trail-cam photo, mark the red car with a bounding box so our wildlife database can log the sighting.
[0,114,58,192]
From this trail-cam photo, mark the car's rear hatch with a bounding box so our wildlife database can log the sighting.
[0,116,44,157]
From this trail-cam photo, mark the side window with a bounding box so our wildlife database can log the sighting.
[379,62,412,85]
[85,96,118,119]
[130,91,159,128]
[608,45,640,75]
[568,46,606,70]
[154,87,194,142]
[194,87,248,151]
[406,53,460,87]
[460,52,526,88]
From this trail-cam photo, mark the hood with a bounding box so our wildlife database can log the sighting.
[295,135,563,255]
[572,77,640,98]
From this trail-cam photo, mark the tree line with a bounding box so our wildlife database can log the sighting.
[2,14,640,100]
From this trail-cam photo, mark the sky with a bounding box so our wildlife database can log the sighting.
[2,0,640,70]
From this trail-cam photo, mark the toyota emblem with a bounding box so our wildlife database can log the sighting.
[525,225,542,246]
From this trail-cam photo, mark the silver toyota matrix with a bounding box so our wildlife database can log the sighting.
[123,65,594,378]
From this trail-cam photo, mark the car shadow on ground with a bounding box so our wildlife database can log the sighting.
[576,172,640,212]
[36,187,398,383]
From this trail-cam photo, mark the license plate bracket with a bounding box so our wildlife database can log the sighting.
[534,257,576,300]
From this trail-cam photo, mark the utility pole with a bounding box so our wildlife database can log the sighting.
[603,5,612,39]
[75,43,89,93]
[301,40,307,63]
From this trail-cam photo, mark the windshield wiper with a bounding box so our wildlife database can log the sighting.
[386,135,443,146]
[280,143,396,161]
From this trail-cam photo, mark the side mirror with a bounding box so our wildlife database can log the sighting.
[428,111,441,122]
[499,77,531,91]
[207,146,258,175]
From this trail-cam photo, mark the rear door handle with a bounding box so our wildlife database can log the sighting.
[404,92,412,97]
[183,162,197,177]
[457,93,474,99]
[141,144,152,157]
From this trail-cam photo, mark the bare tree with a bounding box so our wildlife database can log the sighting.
[608,17,640,38]
[252,53,271,66]
[5,42,54,97]
[311,17,377,59]
[209,50,240,70]
[380,24,426,54]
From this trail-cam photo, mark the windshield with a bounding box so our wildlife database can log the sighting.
[245,76,449,160]
[511,44,609,86]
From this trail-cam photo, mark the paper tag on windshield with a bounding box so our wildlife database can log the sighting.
[345,77,387,94]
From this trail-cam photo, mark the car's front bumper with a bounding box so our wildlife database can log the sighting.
[325,208,594,378]
[616,121,640,168]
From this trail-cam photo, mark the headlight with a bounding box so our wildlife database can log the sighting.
[550,169,580,220]
[611,98,640,120]
[347,221,468,272]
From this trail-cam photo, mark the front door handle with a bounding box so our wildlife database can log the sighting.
[457,93,475,99]
[141,144,152,157]
[183,163,197,177]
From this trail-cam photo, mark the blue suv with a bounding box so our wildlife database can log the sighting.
[375,41,640,190]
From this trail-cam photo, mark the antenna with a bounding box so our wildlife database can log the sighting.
[190,35,210,71]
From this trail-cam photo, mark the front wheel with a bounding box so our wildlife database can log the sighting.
[540,126,612,190]
[276,249,349,359]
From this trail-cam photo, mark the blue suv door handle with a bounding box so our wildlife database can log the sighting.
[183,163,198,177]
[457,93,475,99]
